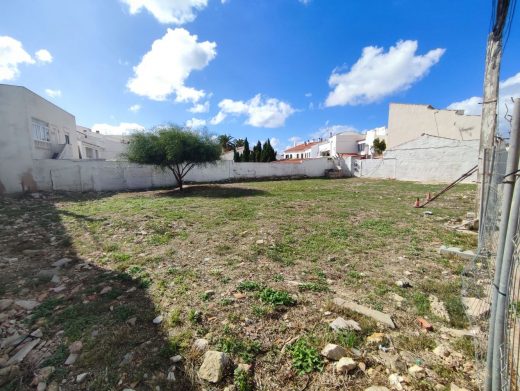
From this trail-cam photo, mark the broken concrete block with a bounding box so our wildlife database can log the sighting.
[7,338,41,365]
[333,297,395,328]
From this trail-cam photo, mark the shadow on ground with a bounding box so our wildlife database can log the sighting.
[0,194,195,390]
[157,184,269,198]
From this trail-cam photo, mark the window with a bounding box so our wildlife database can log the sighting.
[85,147,94,159]
[65,134,70,144]
[357,143,366,153]
[32,119,50,142]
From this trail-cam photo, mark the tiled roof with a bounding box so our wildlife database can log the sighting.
[284,141,322,153]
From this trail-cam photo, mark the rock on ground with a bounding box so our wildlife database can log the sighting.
[329,317,361,332]
[365,387,390,391]
[321,344,348,361]
[198,351,230,383]
[193,338,209,351]
[336,357,356,373]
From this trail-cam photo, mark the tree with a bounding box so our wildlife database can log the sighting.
[126,126,221,191]
[233,147,241,163]
[372,138,386,155]
[253,141,262,162]
[235,138,245,148]
[261,139,277,162]
[242,138,251,162]
[217,134,235,152]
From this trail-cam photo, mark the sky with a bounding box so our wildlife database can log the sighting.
[1,0,519,152]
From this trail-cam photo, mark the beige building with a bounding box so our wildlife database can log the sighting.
[0,84,81,192]
[0,84,131,193]
[387,103,481,149]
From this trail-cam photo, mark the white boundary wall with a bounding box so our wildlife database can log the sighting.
[348,135,479,183]
[19,158,334,193]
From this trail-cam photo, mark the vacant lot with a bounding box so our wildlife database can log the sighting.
[0,178,479,390]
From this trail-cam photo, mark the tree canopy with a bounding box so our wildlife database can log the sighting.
[233,138,277,162]
[126,126,221,190]
[373,138,387,155]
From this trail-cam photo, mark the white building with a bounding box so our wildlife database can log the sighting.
[387,103,481,149]
[76,125,130,160]
[0,84,131,193]
[283,140,324,160]
[357,127,388,158]
[319,132,363,157]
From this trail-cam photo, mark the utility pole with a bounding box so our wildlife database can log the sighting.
[476,33,501,219]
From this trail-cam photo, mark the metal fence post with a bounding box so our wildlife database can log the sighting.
[491,98,520,391]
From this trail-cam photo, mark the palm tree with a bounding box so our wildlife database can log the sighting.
[217,134,235,152]
[234,138,245,148]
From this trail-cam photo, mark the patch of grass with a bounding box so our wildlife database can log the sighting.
[259,288,296,306]
[336,330,359,348]
[29,297,64,324]
[41,343,69,367]
[234,367,253,391]
[169,308,182,326]
[396,334,436,352]
[188,309,202,324]
[237,280,264,292]
[298,282,329,292]
[451,336,476,358]
[251,304,274,318]
[113,305,135,321]
[289,338,324,375]
[413,292,430,315]
[216,336,261,363]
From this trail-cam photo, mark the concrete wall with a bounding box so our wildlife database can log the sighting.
[0,84,79,194]
[387,103,481,149]
[17,158,335,193]
[352,135,479,183]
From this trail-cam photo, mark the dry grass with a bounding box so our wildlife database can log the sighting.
[0,178,478,390]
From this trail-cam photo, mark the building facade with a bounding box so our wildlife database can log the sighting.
[387,103,481,149]
[0,84,131,193]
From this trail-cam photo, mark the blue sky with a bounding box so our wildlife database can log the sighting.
[1,0,519,151]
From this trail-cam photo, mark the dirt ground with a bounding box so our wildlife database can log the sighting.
[0,178,481,390]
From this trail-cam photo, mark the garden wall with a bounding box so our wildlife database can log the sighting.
[349,135,479,183]
[24,158,335,193]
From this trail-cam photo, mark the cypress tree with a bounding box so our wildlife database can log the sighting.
[242,138,251,162]
[233,147,240,162]
[254,141,262,162]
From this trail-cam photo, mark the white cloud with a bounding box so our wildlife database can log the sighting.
[185,117,206,128]
[45,89,61,98]
[447,96,482,115]
[304,92,312,97]
[122,0,208,24]
[211,94,295,128]
[188,101,209,113]
[299,0,311,5]
[35,49,53,63]
[447,71,520,134]
[91,122,145,135]
[129,104,142,113]
[312,124,359,140]
[0,36,35,81]
[325,40,445,107]
[270,137,279,148]
[127,28,216,103]
[209,111,227,125]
